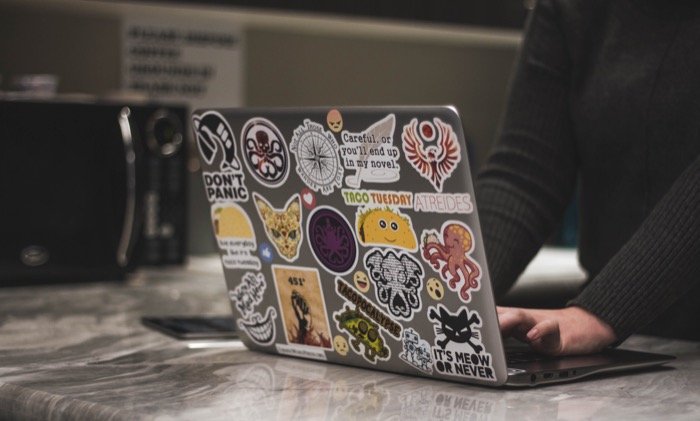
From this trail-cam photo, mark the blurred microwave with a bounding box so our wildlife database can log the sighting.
[0,99,188,284]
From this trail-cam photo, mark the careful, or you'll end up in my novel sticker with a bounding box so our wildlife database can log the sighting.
[339,114,400,188]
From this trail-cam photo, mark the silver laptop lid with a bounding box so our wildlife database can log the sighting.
[192,106,508,386]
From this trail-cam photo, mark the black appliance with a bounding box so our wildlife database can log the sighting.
[0,99,188,284]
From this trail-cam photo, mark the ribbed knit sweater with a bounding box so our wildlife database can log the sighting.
[475,0,700,341]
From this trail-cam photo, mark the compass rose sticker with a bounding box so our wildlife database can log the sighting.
[290,119,344,196]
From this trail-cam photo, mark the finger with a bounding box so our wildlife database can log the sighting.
[527,319,563,355]
[498,308,537,339]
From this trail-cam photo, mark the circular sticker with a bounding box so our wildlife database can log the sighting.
[307,206,358,275]
[241,118,290,187]
[353,271,370,293]
[290,120,343,195]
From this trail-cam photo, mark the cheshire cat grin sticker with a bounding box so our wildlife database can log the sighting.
[230,271,276,346]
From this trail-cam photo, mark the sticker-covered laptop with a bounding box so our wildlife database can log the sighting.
[192,106,673,387]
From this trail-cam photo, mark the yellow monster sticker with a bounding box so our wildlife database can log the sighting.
[356,206,417,251]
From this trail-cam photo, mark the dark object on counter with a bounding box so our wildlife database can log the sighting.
[0,99,188,285]
[142,316,238,340]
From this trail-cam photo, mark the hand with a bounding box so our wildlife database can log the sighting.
[497,306,617,356]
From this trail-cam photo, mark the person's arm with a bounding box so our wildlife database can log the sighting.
[475,0,578,297]
[497,155,700,355]
[570,154,700,343]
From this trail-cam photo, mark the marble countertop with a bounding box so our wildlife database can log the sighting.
[1,257,699,421]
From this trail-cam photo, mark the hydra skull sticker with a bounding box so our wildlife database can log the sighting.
[241,117,290,187]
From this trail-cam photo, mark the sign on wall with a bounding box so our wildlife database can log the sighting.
[121,15,243,109]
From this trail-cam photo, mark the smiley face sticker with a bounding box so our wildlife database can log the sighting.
[334,335,349,356]
[327,109,343,133]
[353,271,370,293]
[426,278,444,301]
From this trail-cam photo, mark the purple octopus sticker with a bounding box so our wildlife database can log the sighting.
[307,206,358,275]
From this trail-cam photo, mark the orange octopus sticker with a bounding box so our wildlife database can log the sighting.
[420,220,482,303]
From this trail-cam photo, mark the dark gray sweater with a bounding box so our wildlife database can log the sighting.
[476,0,700,341]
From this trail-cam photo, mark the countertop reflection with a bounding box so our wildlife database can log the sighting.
[0,258,698,420]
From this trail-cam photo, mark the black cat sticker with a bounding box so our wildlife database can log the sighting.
[427,304,495,381]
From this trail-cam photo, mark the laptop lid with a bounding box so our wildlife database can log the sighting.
[192,105,510,386]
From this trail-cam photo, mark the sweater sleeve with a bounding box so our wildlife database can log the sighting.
[475,0,578,298]
[570,154,700,342]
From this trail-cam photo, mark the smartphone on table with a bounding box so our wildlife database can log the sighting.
[141,316,238,340]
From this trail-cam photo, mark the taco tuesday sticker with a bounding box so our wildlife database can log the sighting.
[290,119,344,196]
[355,206,417,252]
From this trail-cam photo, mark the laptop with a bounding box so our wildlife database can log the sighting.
[191,106,673,387]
